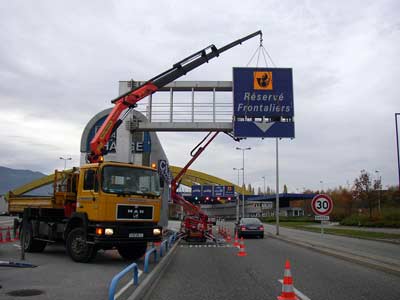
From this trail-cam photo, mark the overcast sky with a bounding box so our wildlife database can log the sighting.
[0,0,399,192]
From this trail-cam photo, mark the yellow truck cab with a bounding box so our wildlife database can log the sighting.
[8,161,163,262]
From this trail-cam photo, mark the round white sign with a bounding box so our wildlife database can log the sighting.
[311,194,333,216]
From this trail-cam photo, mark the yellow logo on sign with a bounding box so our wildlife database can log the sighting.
[254,71,273,90]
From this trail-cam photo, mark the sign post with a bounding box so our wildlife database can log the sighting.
[311,194,333,236]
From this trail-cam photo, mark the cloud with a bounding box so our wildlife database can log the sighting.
[0,0,399,191]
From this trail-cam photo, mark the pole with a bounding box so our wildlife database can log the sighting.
[396,113,400,190]
[378,178,381,213]
[375,170,382,214]
[275,138,280,236]
[321,219,324,236]
[242,151,245,218]
[59,156,72,170]
[233,168,241,222]
[262,176,266,194]
[236,147,251,219]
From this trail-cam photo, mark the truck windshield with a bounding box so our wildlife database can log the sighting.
[102,166,161,197]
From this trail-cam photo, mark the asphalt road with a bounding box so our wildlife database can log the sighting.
[263,223,400,267]
[0,240,134,299]
[2,217,400,300]
[145,222,400,300]
[0,216,152,300]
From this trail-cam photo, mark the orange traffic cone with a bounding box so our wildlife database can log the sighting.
[226,229,231,243]
[5,227,12,242]
[277,260,299,300]
[233,231,240,247]
[237,237,247,257]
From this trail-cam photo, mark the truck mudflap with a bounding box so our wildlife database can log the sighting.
[88,222,162,245]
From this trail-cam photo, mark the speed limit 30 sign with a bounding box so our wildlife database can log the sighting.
[311,194,333,216]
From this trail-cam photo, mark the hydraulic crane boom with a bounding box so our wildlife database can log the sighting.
[88,30,262,163]
[171,132,219,219]
[171,132,219,241]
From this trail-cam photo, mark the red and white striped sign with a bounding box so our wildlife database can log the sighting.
[311,194,333,216]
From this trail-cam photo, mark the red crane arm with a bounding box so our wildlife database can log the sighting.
[89,83,158,162]
[87,31,262,163]
[171,132,219,219]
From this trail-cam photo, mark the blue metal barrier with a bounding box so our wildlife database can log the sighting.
[108,232,179,300]
[168,234,174,246]
[108,262,139,300]
[144,247,158,273]
[168,232,178,246]
[159,239,169,257]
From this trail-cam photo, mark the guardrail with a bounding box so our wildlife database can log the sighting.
[144,247,158,273]
[108,232,179,300]
[159,239,169,257]
[108,263,139,300]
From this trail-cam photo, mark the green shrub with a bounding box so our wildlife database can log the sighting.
[340,212,400,228]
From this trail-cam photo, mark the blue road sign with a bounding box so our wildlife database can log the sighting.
[202,185,213,197]
[191,185,202,197]
[233,67,295,138]
[233,121,295,138]
[224,186,235,197]
[214,186,224,197]
[233,67,294,118]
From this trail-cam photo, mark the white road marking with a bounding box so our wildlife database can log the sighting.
[13,244,21,249]
[179,244,232,248]
[114,269,143,300]
[278,279,311,300]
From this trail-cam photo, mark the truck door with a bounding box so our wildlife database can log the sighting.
[76,168,99,220]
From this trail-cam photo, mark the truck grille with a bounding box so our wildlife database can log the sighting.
[116,204,153,221]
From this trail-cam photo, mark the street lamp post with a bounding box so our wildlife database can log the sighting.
[236,147,251,218]
[396,113,400,190]
[233,167,243,222]
[59,156,72,170]
[262,176,266,195]
[375,170,382,214]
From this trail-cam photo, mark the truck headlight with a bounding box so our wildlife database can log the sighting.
[105,228,114,236]
[153,228,161,235]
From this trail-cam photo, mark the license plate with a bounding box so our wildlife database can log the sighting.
[129,233,144,238]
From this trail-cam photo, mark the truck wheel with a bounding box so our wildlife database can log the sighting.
[117,243,147,260]
[66,228,94,263]
[21,222,47,252]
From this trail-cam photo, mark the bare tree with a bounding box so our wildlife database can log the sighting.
[353,170,374,218]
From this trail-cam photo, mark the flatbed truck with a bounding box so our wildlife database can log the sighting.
[6,30,262,261]
[7,162,163,262]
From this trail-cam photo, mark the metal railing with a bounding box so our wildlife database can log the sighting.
[108,232,179,300]
[159,239,169,257]
[143,247,158,273]
[108,262,139,300]
[119,80,234,123]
